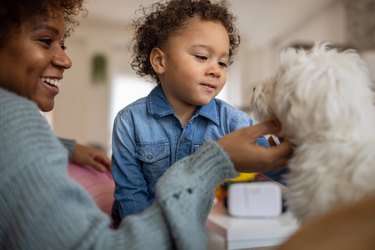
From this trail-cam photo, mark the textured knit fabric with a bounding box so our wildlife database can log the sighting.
[0,88,238,250]
[58,137,76,160]
[156,141,238,250]
[112,84,264,219]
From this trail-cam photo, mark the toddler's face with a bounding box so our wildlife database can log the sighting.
[156,16,230,111]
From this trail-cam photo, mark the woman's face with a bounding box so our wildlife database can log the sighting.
[0,11,72,111]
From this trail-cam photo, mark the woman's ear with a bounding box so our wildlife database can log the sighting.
[150,48,165,74]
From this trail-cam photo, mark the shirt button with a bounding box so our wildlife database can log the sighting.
[147,155,153,160]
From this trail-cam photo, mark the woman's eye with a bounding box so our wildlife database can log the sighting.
[39,38,53,47]
[61,42,67,51]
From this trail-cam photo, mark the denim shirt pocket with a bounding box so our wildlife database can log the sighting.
[135,141,171,184]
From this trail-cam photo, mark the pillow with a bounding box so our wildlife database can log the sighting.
[68,162,114,216]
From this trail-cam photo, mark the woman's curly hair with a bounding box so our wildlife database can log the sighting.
[131,0,241,84]
[0,0,85,47]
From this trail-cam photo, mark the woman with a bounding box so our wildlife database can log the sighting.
[0,0,292,249]
[0,0,110,173]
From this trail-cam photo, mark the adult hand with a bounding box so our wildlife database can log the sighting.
[218,120,293,173]
[72,144,111,172]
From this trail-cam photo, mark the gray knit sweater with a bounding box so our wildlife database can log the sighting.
[0,88,238,250]
[58,137,76,160]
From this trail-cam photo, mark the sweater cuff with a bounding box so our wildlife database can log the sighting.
[155,141,238,250]
[187,140,238,183]
[157,140,239,199]
[58,137,76,160]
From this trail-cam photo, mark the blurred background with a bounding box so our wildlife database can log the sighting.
[48,0,375,153]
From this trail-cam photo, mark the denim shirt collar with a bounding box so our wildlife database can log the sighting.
[146,85,220,126]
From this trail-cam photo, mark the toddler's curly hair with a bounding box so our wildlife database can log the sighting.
[0,0,85,47]
[131,0,240,84]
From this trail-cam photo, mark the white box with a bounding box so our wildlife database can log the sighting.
[228,182,282,217]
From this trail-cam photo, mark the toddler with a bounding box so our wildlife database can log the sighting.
[111,0,269,224]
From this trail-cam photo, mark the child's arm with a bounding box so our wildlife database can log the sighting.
[111,114,150,219]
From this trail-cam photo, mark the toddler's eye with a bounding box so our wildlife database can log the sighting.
[195,55,208,61]
[219,61,228,68]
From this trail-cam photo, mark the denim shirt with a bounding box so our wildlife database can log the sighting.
[111,85,268,220]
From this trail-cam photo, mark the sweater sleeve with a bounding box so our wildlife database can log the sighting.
[0,89,172,250]
[0,88,237,250]
[58,137,76,160]
[156,141,239,250]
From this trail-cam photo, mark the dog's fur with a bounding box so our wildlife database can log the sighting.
[250,43,375,223]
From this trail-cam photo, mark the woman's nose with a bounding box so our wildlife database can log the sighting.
[52,49,72,71]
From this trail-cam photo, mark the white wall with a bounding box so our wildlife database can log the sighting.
[53,18,133,150]
[234,1,347,107]
[51,1,348,151]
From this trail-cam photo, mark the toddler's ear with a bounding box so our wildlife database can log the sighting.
[150,47,166,74]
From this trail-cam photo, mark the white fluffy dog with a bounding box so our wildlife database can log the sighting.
[250,43,375,223]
